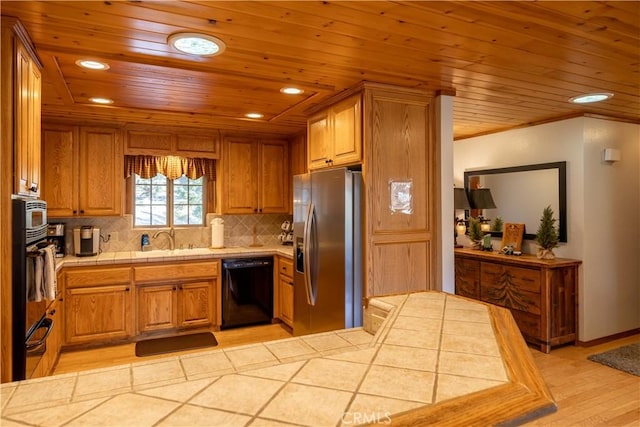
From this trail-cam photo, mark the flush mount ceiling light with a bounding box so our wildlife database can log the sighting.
[569,92,614,104]
[280,87,304,95]
[245,112,264,119]
[75,59,110,70]
[89,97,114,105]
[168,32,226,56]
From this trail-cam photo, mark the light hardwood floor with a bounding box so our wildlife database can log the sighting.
[53,324,292,375]
[53,327,639,426]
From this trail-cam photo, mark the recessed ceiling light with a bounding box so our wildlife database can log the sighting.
[245,113,263,119]
[89,97,114,105]
[569,92,613,104]
[168,32,226,56]
[280,87,304,95]
[75,59,110,70]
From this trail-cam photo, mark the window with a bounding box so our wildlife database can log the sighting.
[134,174,204,227]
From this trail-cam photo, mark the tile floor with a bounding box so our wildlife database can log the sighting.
[1,292,510,426]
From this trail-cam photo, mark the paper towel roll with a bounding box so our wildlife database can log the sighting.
[210,218,224,248]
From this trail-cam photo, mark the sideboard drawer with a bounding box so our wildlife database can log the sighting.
[481,262,541,293]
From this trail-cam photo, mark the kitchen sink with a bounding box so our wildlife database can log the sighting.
[135,248,213,257]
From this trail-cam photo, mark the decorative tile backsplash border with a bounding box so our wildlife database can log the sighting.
[50,213,293,254]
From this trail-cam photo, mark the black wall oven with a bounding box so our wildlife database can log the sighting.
[12,198,56,381]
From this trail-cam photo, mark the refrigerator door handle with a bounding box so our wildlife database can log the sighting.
[303,202,317,306]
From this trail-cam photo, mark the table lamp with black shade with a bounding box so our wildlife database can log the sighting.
[469,188,497,232]
[454,188,471,248]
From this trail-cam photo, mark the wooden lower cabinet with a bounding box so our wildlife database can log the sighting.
[137,280,215,334]
[134,260,218,335]
[137,284,178,333]
[275,256,294,327]
[179,281,215,328]
[64,266,133,345]
[454,248,581,353]
[65,284,133,345]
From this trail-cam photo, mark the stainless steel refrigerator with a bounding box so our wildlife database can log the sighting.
[293,168,363,336]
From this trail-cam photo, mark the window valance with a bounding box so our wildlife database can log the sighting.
[124,155,216,181]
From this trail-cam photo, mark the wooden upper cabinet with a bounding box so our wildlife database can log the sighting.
[307,112,331,170]
[42,125,78,215]
[125,126,220,159]
[259,140,290,214]
[222,137,289,214]
[79,127,123,216]
[13,31,42,197]
[42,124,122,217]
[222,137,258,214]
[307,93,361,170]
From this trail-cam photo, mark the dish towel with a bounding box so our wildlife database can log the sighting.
[42,245,57,300]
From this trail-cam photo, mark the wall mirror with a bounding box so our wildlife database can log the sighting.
[464,161,567,242]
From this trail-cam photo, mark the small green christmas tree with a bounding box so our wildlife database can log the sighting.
[468,217,484,248]
[536,206,559,258]
[491,216,504,233]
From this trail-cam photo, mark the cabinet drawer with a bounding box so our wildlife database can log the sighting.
[65,267,131,287]
[278,257,294,278]
[134,261,218,282]
[481,263,541,293]
[480,282,541,315]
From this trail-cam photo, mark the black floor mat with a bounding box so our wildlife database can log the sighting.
[135,332,218,357]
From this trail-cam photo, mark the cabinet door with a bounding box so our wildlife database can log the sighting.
[331,94,362,166]
[176,133,220,159]
[454,257,480,299]
[222,137,258,213]
[27,60,42,197]
[137,284,178,333]
[307,112,331,170]
[65,284,133,345]
[126,129,173,155]
[259,140,289,214]
[178,281,214,328]
[42,125,78,216]
[79,127,122,216]
[14,42,37,196]
[279,275,294,327]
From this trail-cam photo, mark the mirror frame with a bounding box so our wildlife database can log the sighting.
[464,161,567,243]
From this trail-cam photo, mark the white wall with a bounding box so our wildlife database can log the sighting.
[453,117,640,341]
[581,117,640,340]
[437,95,455,294]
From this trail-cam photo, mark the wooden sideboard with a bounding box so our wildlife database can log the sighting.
[454,248,581,353]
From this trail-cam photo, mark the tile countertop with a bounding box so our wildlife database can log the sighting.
[55,245,294,270]
[0,292,556,427]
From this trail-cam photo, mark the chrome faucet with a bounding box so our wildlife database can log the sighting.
[152,227,175,250]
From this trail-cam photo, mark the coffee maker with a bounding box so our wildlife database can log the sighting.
[73,225,100,257]
[47,223,66,258]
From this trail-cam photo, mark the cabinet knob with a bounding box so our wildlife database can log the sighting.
[259,208,262,213]
[80,210,85,214]
[173,286,178,291]
[73,210,77,214]
[48,309,56,315]
[288,281,294,286]
[125,287,130,292]
[254,208,258,213]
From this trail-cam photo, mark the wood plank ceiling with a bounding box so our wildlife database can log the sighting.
[1,1,638,139]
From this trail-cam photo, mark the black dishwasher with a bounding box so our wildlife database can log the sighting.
[221,257,273,330]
